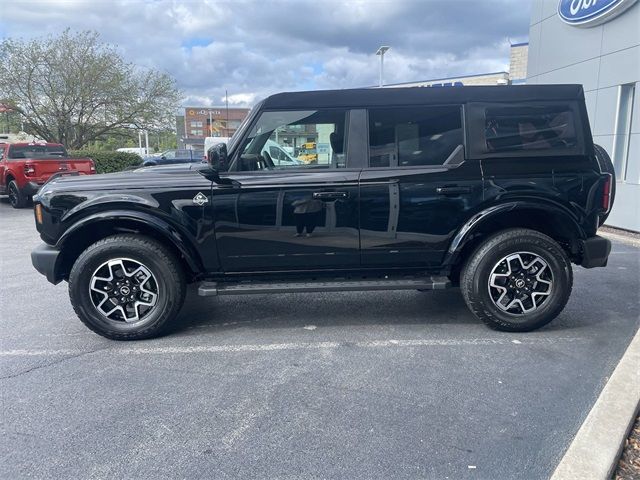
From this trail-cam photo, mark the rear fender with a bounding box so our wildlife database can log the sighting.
[444,201,586,266]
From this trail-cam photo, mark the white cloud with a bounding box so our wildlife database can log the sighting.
[0,0,530,107]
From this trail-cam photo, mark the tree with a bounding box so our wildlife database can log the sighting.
[0,30,181,149]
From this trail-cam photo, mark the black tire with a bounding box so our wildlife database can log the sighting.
[68,234,186,340]
[460,228,572,332]
[8,180,27,208]
[593,144,616,225]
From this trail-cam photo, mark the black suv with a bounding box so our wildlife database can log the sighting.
[31,85,615,340]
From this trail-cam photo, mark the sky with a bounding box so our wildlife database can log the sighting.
[0,0,531,108]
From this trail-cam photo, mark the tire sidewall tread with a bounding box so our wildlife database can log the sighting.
[8,180,27,209]
[68,234,186,340]
[461,228,573,332]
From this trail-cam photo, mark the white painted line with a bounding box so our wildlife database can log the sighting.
[0,336,586,357]
[551,327,640,480]
[0,349,82,356]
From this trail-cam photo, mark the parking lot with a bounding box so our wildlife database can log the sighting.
[1,198,638,479]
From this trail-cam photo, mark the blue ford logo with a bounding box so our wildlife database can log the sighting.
[558,0,638,27]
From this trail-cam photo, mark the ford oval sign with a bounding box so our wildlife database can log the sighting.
[558,0,638,27]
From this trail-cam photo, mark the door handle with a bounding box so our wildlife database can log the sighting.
[313,191,349,200]
[436,186,472,195]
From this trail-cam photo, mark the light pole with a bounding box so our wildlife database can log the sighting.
[376,46,390,87]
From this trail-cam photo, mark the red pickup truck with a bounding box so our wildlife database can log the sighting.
[0,142,95,208]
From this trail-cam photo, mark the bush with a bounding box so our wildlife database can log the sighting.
[68,150,142,174]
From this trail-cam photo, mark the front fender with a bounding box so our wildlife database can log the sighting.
[57,209,203,274]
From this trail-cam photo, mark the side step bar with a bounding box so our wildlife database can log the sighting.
[198,276,451,296]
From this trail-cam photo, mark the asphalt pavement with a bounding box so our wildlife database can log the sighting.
[1,197,639,479]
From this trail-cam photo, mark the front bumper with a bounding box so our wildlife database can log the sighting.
[31,243,64,284]
[579,235,611,268]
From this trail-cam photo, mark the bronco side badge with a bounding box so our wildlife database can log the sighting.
[193,192,208,206]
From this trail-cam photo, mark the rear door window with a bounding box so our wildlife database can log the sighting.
[367,106,463,167]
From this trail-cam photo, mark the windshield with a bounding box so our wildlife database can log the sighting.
[8,145,68,159]
[227,101,261,154]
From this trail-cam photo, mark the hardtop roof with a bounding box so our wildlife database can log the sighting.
[262,84,585,110]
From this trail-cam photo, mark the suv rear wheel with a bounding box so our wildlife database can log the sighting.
[460,228,572,332]
[69,234,186,340]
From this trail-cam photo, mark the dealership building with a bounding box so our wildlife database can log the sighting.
[527,0,639,231]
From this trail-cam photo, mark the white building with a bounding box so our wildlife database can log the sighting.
[527,0,639,231]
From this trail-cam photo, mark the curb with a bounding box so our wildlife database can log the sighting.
[551,326,640,480]
[599,230,640,248]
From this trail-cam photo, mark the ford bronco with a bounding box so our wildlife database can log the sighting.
[31,85,615,340]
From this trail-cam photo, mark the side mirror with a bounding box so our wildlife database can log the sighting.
[197,164,220,181]
[207,143,228,171]
[161,155,166,160]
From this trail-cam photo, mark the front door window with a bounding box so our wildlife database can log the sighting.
[233,109,348,171]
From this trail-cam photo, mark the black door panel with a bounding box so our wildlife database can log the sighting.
[359,163,483,267]
[212,171,360,271]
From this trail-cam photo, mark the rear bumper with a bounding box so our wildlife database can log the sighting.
[23,182,42,196]
[31,243,64,284]
[579,235,611,268]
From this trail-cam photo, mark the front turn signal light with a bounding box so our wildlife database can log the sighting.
[35,203,43,224]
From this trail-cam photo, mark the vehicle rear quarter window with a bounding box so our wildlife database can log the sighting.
[484,105,577,153]
[368,106,463,168]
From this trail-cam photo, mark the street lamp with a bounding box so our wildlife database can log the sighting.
[376,46,390,87]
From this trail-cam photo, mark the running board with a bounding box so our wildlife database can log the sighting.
[198,276,451,296]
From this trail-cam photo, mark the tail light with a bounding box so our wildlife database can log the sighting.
[24,164,36,176]
[602,173,612,213]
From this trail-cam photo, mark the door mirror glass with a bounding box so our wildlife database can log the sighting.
[207,143,228,171]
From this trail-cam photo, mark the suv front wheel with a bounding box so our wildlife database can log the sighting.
[461,229,573,332]
[69,234,186,340]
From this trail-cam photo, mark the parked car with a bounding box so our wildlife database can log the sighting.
[142,149,204,167]
[0,142,95,208]
[116,147,151,157]
[261,139,302,167]
[31,85,615,340]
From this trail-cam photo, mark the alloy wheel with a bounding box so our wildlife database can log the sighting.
[8,183,18,207]
[488,252,553,315]
[89,258,159,324]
